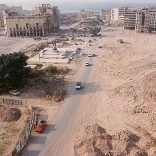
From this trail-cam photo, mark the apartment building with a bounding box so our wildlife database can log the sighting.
[100,9,111,23]
[124,8,138,30]
[111,7,128,23]
[3,4,60,37]
[136,7,156,33]
[111,8,119,21]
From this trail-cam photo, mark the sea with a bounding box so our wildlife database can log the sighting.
[22,2,156,13]
[59,2,156,13]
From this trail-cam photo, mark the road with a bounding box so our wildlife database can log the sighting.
[40,56,94,156]
[22,52,98,156]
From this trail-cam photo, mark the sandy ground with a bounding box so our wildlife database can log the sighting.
[71,29,156,156]
[0,26,88,156]
[0,36,55,54]
[47,27,156,155]
[1,25,156,155]
[0,102,31,156]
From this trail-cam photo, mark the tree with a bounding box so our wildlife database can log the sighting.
[0,52,30,90]
[89,27,101,36]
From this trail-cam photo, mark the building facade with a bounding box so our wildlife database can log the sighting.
[3,4,60,37]
[124,8,138,30]
[111,8,119,21]
[136,7,156,33]
[0,4,8,28]
[111,7,128,23]
[100,9,111,24]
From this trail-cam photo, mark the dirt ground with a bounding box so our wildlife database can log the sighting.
[0,25,87,156]
[72,27,156,156]
[0,36,56,55]
[0,103,31,156]
[1,25,156,155]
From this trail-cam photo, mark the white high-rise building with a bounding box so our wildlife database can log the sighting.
[111,7,128,23]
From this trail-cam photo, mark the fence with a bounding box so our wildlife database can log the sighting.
[2,98,22,105]
[9,112,35,156]
[5,101,36,156]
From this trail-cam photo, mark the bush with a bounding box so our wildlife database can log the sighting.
[89,27,101,36]
[44,65,58,76]
[29,68,43,78]
[53,89,66,102]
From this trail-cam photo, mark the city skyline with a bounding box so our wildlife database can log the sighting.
[0,1,156,10]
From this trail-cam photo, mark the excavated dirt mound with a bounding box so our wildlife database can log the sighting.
[0,105,22,122]
[74,124,149,156]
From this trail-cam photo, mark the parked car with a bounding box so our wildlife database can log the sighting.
[88,54,93,57]
[75,82,82,90]
[35,120,46,133]
[85,62,90,66]
[9,90,20,96]
[88,54,96,57]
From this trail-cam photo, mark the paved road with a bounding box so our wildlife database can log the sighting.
[40,56,94,156]
[22,55,95,156]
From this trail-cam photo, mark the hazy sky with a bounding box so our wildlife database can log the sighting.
[1,0,156,10]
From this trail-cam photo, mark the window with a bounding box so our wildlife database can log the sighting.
[16,24,18,30]
[26,23,28,29]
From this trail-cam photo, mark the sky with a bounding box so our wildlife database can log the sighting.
[0,0,156,11]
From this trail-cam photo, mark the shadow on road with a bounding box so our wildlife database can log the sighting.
[21,150,40,156]
[21,124,56,156]
[70,82,101,96]
[42,124,56,134]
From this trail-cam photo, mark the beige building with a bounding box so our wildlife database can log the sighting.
[124,8,138,30]
[111,7,128,23]
[0,5,31,29]
[136,7,156,33]
[111,8,119,21]
[0,13,4,28]
[0,4,8,28]
[3,4,60,37]
[100,9,111,23]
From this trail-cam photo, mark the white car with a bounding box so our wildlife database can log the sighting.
[88,54,95,57]
[88,54,93,57]
[75,82,82,90]
[85,62,89,66]
[9,90,20,96]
